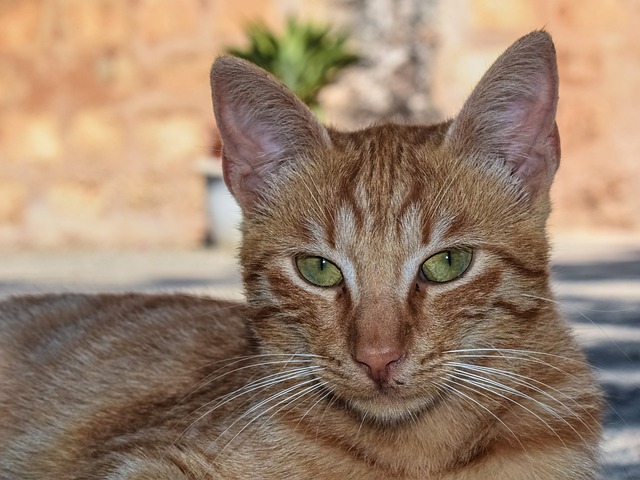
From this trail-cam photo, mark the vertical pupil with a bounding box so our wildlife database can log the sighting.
[446,251,452,266]
[319,258,326,271]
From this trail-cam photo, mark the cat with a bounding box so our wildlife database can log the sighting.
[0,30,602,479]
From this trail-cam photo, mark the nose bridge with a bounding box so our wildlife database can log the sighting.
[354,293,399,337]
[351,292,406,384]
[351,247,405,342]
[348,245,411,383]
[351,291,406,354]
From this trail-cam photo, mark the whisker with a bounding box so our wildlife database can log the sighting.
[187,353,327,381]
[316,393,339,441]
[187,366,321,423]
[448,362,568,405]
[256,382,327,433]
[443,348,586,366]
[447,348,630,431]
[449,371,568,447]
[210,378,322,458]
[169,357,318,413]
[449,367,592,445]
[167,366,321,452]
[445,346,631,427]
[294,385,332,432]
[356,411,367,438]
[443,350,581,381]
[446,361,599,436]
[441,378,527,453]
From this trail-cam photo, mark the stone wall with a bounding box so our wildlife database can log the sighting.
[0,0,638,249]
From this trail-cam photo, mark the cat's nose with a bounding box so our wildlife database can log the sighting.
[355,346,404,384]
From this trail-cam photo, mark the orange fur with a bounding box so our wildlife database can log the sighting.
[0,31,601,479]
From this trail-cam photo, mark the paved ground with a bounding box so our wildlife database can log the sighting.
[0,234,638,478]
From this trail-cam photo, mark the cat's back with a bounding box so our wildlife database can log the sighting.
[0,293,249,478]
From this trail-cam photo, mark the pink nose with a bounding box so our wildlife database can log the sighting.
[355,346,403,384]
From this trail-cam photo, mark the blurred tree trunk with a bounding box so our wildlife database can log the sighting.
[321,0,441,128]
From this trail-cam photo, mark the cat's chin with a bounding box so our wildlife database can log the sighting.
[344,391,441,426]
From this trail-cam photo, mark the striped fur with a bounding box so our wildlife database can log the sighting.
[0,31,601,479]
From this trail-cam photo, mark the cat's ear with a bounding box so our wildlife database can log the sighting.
[446,30,560,198]
[210,56,331,211]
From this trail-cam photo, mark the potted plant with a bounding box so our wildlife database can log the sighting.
[228,17,359,115]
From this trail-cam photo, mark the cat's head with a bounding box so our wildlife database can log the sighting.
[210,31,560,423]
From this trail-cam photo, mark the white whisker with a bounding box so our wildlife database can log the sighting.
[441,378,527,453]
[256,382,327,433]
[443,348,585,365]
[316,393,339,441]
[295,386,331,432]
[167,366,321,454]
[446,361,599,436]
[167,353,324,413]
[190,366,322,422]
[171,357,318,411]
[449,371,568,447]
[443,349,581,381]
[209,378,323,461]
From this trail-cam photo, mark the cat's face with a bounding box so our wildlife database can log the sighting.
[211,31,560,423]
[237,126,553,423]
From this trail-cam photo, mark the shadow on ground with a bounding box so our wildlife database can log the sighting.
[553,251,640,282]
[554,252,640,479]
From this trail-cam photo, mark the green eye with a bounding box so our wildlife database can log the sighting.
[296,256,343,287]
[421,248,473,283]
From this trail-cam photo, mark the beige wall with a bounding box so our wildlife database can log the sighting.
[0,0,287,248]
[0,0,638,248]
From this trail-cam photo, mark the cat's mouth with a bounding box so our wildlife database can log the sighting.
[314,354,449,424]
[326,372,444,425]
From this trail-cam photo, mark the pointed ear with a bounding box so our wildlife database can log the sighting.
[446,30,560,198]
[210,56,331,211]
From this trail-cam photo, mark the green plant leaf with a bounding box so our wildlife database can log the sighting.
[226,17,359,110]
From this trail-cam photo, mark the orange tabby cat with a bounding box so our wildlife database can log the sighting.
[0,31,601,479]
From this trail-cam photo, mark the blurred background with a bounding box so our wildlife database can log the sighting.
[0,0,639,250]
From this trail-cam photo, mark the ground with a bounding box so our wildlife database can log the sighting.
[0,234,638,478]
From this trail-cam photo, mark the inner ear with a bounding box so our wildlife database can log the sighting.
[210,56,331,211]
[446,30,560,197]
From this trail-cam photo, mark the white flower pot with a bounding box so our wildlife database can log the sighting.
[199,157,242,249]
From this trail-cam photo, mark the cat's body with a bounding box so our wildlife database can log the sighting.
[0,31,601,479]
